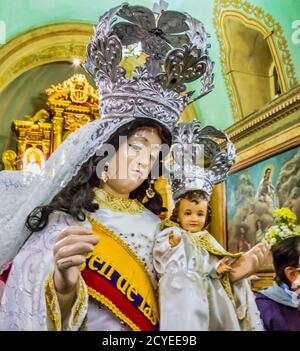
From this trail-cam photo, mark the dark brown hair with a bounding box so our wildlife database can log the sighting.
[272,236,300,288]
[170,190,211,229]
[26,119,171,232]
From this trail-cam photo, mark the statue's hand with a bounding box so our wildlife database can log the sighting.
[229,241,269,283]
[53,226,99,294]
[168,230,182,248]
[215,257,233,275]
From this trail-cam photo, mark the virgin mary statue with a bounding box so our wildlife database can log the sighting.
[0,2,215,330]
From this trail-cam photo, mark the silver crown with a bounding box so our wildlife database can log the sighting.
[83,1,214,133]
[170,120,236,199]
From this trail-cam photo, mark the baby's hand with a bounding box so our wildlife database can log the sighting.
[216,257,233,274]
[168,231,181,248]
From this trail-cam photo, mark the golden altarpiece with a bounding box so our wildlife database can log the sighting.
[2,74,99,172]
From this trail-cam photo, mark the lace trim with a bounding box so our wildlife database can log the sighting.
[93,187,145,214]
[67,276,88,331]
[45,274,88,331]
[45,274,62,331]
[88,287,140,331]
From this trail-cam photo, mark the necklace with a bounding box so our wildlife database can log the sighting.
[93,187,145,214]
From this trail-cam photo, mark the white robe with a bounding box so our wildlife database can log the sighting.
[0,204,160,331]
[153,226,263,331]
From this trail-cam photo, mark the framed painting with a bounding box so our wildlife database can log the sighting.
[209,85,300,290]
[226,145,300,268]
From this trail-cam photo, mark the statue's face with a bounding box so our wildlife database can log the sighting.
[177,198,208,233]
[104,126,162,195]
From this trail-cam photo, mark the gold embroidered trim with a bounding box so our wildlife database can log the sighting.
[45,274,87,331]
[190,231,242,258]
[45,274,62,331]
[189,231,239,306]
[242,307,252,330]
[160,218,180,231]
[67,276,87,331]
[88,287,140,331]
[93,187,145,214]
[87,215,155,287]
[220,273,236,307]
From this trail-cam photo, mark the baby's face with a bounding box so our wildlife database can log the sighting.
[177,198,208,233]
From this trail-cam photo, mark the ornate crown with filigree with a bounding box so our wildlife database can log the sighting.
[83,1,214,133]
[170,120,236,200]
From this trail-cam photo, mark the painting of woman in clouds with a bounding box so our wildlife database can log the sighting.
[227,146,300,260]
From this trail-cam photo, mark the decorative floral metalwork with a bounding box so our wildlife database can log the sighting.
[83,1,214,132]
[170,120,236,199]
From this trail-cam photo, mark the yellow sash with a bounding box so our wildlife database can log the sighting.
[80,216,159,331]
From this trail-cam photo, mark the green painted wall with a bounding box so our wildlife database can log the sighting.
[0,0,299,157]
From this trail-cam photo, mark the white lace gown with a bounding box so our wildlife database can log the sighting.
[153,226,263,331]
[0,202,160,331]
